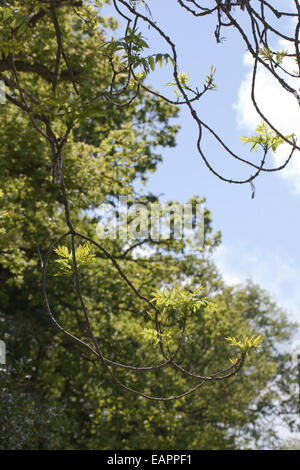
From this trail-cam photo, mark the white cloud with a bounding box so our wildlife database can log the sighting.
[234,47,300,193]
[213,243,300,327]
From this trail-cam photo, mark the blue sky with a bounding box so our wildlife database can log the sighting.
[102,1,300,345]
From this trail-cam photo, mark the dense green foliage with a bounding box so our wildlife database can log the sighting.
[0,1,299,450]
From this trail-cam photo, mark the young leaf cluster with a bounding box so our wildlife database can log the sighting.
[226,334,263,363]
[240,121,295,153]
[259,47,289,67]
[151,286,214,316]
[54,242,96,276]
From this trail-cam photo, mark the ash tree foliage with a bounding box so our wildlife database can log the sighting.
[113,0,299,187]
[0,0,299,449]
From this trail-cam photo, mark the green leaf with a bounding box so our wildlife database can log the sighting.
[148,56,155,71]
